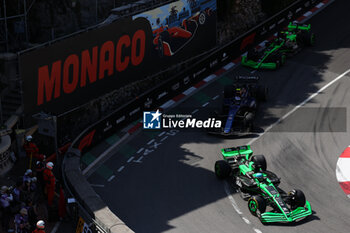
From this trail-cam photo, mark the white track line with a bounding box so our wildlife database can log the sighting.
[224,183,264,232]
[248,68,350,145]
[107,175,115,182]
[82,133,129,176]
[242,217,251,225]
[147,139,155,145]
[224,183,242,214]
[50,221,61,233]
[137,147,144,153]
[117,166,125,172]
[127,156,134,163]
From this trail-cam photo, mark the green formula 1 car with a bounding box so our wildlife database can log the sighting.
[241,22,315,70]
[214,145,312,223]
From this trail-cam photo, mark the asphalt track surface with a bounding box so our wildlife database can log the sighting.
[87,1,350,232]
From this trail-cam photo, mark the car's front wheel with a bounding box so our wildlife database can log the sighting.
[248,195,266,217]
[288,189,306,210]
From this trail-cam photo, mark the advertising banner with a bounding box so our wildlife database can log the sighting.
[19,0,217,116]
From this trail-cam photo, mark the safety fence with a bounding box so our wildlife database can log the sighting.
[62,0,325,232]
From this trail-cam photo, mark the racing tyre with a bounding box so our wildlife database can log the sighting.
[280,53,287,65]
[256,85,268,102]
[275,59,281,69]
[244,112,255,132]
[288,189,306,209]
[224,85,235,98]
[248,195,266,216]
[302,31,315,46]
[214,160,231,179]
[252,155,267,172]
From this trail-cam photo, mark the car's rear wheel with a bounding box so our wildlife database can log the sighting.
[214,160,231,179]
[252,155,267,172]
[280,53,287,65]
[256,85,268,102]
[302,31,315,46]
[244,112,255,132]
[275,59,281,69]
[248,195,266,216]
[288,189,306,209]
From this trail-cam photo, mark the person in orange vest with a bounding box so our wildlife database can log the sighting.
[23,136,43,160]
[35,155,46,193]
[32,220,45,233]
[43,162,56,207]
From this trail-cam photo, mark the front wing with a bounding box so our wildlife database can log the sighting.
[260,200,312,223]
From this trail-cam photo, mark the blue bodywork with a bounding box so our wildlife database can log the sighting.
[223,105,240,133]
[222,96,256,134]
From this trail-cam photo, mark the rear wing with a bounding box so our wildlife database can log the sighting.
[287,22,311,31]
[221,145,253,158]
[234,76,260,83]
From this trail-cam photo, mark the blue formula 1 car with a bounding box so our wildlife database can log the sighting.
[208,76,267,135]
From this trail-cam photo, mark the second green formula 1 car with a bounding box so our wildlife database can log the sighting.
[241,22,315,70]
[214,145,312,223]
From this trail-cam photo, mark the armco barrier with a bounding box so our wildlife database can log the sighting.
[63,148,134,233]
[62,0,325,232]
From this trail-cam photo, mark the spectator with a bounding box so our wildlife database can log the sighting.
[12,180,24,204]
[32,220,45,233]
[30,177,38,193]
[1,186,14,232]
[23,136,40,160]
[23,170,33,184]
[25,199,37,232]
[35,158,46,186]
[15,208,30,233]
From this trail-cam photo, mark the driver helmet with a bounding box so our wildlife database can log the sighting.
[235,88,242,97]
[254,173,265,181]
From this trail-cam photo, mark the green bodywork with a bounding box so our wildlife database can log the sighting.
[241,22,313,70]
[220,145,312,223]
[241,40,284,70]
